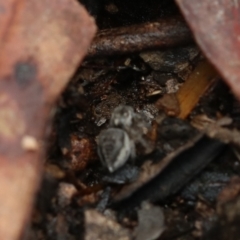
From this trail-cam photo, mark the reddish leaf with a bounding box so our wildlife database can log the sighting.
[176,0,240,99]
[0,0,96,239]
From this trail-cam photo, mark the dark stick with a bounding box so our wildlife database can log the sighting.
[88,17,193,57]
[112,137,225,208]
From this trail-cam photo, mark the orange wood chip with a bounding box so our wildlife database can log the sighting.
[177,60,218,119]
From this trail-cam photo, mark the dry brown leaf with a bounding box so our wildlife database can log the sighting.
[176,0,240,100]
[0,1,96,239]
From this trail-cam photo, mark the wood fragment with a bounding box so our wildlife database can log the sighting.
[85,209,131,240]
[113,134,203,202]
[155,93,180,117]
[191,115,240,147]
[113,136,224,206]
[176,60,218,119]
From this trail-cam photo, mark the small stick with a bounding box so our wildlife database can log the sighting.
[176,60,218,119]
[88,17,193,57]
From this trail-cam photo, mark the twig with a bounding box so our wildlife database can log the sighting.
[88,17,193,57]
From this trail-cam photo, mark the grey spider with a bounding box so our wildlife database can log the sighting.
[97,128,136,172]
[110,105,135,129]
[110,105,152,151]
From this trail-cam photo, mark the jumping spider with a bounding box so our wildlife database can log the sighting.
[98,105,153,172]
[110,105,152,150]
[97,128,135,172]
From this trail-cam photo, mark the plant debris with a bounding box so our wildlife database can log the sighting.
[0,1,96,239]
[85,209,132,240]
[134,202,165,240]
[176,0,240,100]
